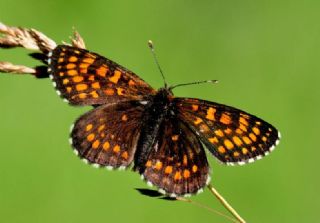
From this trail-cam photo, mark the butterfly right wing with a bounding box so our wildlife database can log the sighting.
[48,45,156,105]
[70,100,145,169]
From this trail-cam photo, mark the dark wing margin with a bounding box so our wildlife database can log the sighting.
[140,118,210,197]
[174,98,281,166]
[48,45,156,105]
[70,100,145,169]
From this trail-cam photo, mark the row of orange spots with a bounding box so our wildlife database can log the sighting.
[109,70,121,84]
[220,113,232,125]
[206,107,216,120]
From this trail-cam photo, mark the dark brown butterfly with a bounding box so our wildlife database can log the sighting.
[46,44,280,197]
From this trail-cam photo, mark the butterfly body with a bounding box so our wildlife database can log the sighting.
[46,45,280,197]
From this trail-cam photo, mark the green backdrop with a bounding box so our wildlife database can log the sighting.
[0,1,319,222]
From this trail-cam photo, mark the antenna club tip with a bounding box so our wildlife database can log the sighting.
[148,40,154,49]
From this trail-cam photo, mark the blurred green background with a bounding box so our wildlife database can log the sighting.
[0,0,319,222]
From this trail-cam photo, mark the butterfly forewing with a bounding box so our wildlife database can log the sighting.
[174,98,280,165]
[48,45,156,105]
[71,100,145,168]
[141,118,209,196]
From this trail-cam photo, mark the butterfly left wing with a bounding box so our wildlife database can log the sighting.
[48,45,156,105]
[174,98,281,165]
[70,100,144,169]
[140,118,210,196]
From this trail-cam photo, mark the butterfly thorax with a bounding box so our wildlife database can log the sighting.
[133,88,174,172]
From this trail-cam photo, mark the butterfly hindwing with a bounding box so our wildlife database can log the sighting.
[141,118,210,196]
[174,98,280,165]
[70,100,145,168]
[48,45,156,105]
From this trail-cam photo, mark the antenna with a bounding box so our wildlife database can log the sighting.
[148,40,167,88]
[170,79,218,90]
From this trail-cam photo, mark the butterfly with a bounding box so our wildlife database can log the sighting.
[46,44,280,197]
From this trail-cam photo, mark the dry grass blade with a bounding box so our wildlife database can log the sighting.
[71,28,86,49]
[0,61,35,74]
[0,22,56,52]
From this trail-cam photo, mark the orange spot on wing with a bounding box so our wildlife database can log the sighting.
[87,133,95,142]
[109,70,121,84]
[58,58,64,63]
[240,117,248,126]
[218,146,226,154]
[224,139,234,150]
[69,56,78,62]
[249,133,257,142]
[92,82,100,89]
[67,70,78,76]
[192,104,199,111]
[98,125,105,132]
[80,63,90,69]
[73,76,84,83]
[194,117,203,125]
[192,165,198,173]
[253,127,260,135]
[154,161,163,170]
[262,136,267,142]
[224,128,232,134]
[66,63,76,69]
[116,87,124,95]
[104,88,114,95]
[83,58,94,64]
[233,151,240,157]
[174,171,182,181]
[121,114,128,121]
[171,135,179,141]
[88,75,95,81]
[63,79,69,84]
[128,80,135,86]
[86,124,93,131]
[78,93,87,99]
[92,140,100,149]
[183,155,188,166]
[242,136,252,145]
[90,91,99,98]
[165,166,173,174]
[102,141,110,151]
[96,66,108,77]
[113,145,120,153]
[220,113,232,125]
[121,151,128,160]
[215,129,224,137]
[66,87,72,93]
[146,160,152,167]
[183,170,190,179]
[242,148,249,154]
[209,137,218,144]
[76,84,88,91]
[232,136,243,146]
[206,107,216,120]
